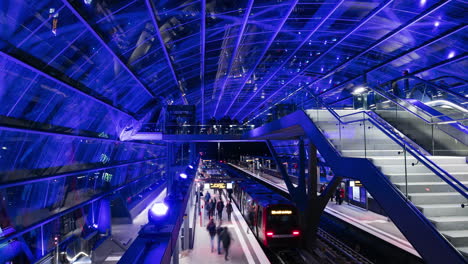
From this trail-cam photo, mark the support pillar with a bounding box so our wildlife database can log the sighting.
[167,143,174,195]
[183,199,190,251]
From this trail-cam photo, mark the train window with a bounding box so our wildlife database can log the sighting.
[257,208,262,230]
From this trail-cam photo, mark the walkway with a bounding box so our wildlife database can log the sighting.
[180,191,270,264]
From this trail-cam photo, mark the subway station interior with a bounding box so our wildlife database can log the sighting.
[0,0,467,263]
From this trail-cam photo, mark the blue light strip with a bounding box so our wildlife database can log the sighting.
[145,0,188,104]
[212,0,256,117]
[201,0,206,124]
[233,0,345,119]
[60,0,156,98]
[241,0,452,121]
[0,51,134,119]
[0,157,164,189]
[223,0,299,116]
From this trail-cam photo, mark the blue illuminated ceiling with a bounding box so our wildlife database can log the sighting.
[1,0,466,125]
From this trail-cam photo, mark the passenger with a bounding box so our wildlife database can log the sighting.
[210,199,216,219]
[217,199,224,221]
[206,219,217,252]
[335,188,340,205]
[222,227,233,261]
[204,191,211,204]
[339,187,345,205]
[205,199,212,218]
[216,221,224,255]
[226,201,233,222]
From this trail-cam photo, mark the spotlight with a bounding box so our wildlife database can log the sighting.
[148,202,169,223]
[188,165,194,169]
[180,173,188,179]
[352,86,367,95]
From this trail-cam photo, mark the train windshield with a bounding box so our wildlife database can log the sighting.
[267,208,298,232]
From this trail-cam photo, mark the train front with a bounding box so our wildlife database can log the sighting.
[264,204,301,247]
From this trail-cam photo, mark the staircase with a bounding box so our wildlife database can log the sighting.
[306,109,468,257]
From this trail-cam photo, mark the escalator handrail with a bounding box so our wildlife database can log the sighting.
[380,75,467,101]
[310,103,468,199]
[429,75,467,85]
[371,85,468,125]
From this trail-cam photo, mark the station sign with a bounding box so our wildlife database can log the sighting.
[209,183,226,189]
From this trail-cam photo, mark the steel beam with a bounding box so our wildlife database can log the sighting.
[213,0,256,117]
[233,0,345,118]
[241,0,452,120]
[0,51,135,119]
[201,0,206,123]
[223,0,299,116]
[318,24,467,96]
[61,0,156,98]
[145,0,187,104]
[265,140,296,195]
[0,123,159,145]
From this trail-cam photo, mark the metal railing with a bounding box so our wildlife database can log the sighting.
[140,123,256,135]
[307,98,468,200]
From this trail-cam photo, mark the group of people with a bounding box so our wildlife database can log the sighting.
[204,191,234,260]
[204,191,233,222]
[320,183,345,205]
[207,219,233,260]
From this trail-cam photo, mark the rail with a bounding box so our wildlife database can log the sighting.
[309,99,468,199]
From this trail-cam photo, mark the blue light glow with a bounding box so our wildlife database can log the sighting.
[150,202,169,217]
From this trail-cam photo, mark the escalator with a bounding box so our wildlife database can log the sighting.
[361,76,468,156]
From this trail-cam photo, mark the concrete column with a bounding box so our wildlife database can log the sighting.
[172,235,179,264]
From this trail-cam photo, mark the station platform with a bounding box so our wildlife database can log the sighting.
[179,191,270,264]
[228,163,421,258]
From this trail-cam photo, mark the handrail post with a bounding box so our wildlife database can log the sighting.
[404,144,408,200]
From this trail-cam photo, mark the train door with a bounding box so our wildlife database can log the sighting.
[256,205,262,237]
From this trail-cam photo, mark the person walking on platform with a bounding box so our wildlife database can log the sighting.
[210,199,216,219]
[204,191,211,204]
[217,199,224,220]
[216,221,224,255]
[226,201,233,222]
[335,188,340,205]
[206,219,217,252]
[339,187,345,205]
[205,199,212,218]
[222,227,233,261]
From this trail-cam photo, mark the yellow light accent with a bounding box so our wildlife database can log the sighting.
[271,210,292,215]
[209,183,226,189]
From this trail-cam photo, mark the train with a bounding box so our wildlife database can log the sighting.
[222,164,301,247]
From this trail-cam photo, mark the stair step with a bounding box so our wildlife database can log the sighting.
[341,149,404,157]
[388,172,468,182]
[428,216,468,231]
[334,143,402,151]
[441,230,468,247]
[455,247,468,258]
[394,181,468,193]
[417,204,468,217]
[380,164,468,174]
[409,192,468,204]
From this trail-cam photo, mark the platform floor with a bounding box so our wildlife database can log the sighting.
[180,191,270,264]
[229,163,420,258]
